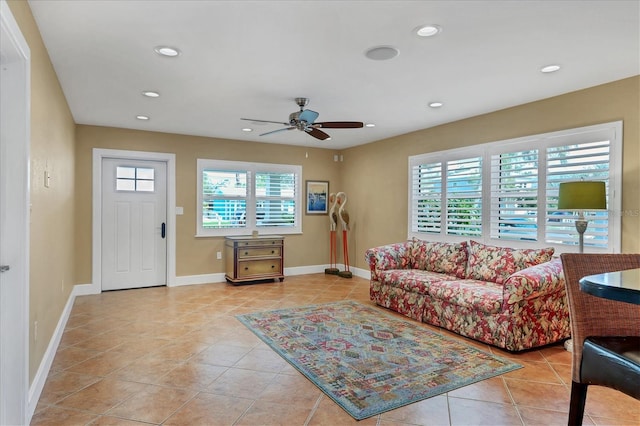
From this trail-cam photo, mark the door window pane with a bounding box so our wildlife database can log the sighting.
[116,166,155,192]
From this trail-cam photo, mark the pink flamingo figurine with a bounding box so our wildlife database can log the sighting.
[325,193,339,275]
[337,192,352,278]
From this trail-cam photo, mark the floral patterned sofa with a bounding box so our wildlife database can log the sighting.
[366,239,570,351]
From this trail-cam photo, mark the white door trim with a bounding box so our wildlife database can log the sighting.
[0,1,30,423]
[92,148,176,294]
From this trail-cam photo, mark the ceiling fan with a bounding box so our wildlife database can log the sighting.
[241,97,364,141]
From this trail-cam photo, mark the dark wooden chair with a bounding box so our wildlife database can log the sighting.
[560,254,640,425]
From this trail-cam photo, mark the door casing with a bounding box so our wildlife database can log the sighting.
[0,1,30,423]
[91,148,176,294]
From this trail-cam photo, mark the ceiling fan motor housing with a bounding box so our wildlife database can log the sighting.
[289,111,301,125]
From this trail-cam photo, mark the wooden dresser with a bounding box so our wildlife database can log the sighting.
[224,235,284,284]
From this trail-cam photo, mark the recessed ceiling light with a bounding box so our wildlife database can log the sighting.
[429,102,444,108]
[136,115,150,120]
[154,46,180,57]
[365,123,376,128]
[541,64,561,73]
[142,91,160,98]
[415,24,442,37]
[365,46,399,61]
[242,128,253,132]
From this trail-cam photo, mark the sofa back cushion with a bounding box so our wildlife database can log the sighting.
[411,239,468,279]
[466,240,554,284]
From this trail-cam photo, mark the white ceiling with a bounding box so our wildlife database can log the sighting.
[28,0,639,149]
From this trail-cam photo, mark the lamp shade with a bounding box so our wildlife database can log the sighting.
[557,181,607,210]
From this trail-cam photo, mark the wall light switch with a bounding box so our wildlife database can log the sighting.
[175,206,184,215]
[44,170,50,188]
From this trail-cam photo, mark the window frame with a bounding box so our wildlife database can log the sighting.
[408,121,622,253]
[197,159,303,237]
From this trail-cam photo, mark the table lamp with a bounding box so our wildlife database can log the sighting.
[557,181,607,253]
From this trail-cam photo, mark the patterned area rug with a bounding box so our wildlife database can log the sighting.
[236,300,521,420]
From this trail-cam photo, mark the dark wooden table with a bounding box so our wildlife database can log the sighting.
[580,268,640,305]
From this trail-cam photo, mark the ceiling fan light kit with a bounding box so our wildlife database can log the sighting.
[241,97,364,141]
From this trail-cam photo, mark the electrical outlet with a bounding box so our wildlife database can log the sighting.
[34,321,38,342]
[216,251,222,260]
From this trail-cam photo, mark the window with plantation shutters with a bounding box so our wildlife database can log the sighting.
[197,159,302,236]
[408,121,621,253]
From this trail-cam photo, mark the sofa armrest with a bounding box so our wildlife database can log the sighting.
[503,257,566,304]
[365,241,413,281]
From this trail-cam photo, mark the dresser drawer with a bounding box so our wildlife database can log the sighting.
[237,239,281,247]
[238,246,281,258]
[237,259,282,278]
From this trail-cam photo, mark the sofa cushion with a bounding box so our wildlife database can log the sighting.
[411,239,468,279]
[378,269,459,295]
[466,240,554,285]
[427,279,504,314]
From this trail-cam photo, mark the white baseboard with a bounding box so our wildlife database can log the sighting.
[172,273,226,287]
[170,265,370,287]
[73,282,100,296]
[286,264,369,279]
[27,285,79,420]
[350,266,370,279]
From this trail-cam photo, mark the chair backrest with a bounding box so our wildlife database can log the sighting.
[560,253,640,383]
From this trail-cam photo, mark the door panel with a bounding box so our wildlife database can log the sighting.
[102,158,167,290]
[141,201,156,271]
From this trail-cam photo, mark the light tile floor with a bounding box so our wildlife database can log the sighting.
[32,274,640,425]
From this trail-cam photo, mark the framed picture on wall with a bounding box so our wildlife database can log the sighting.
[305,180,329,215]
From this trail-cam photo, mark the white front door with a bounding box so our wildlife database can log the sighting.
[0,2,29,423]
[101,158,167,290]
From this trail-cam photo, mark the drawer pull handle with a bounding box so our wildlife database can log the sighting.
[271,250,275,254]
[271,265,275,268]
[244,251,248,255]
[244,267,249,271]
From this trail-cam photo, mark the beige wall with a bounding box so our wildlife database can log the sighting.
[8,0,77,382]
[74,126,343,283]
[343,76,640,269]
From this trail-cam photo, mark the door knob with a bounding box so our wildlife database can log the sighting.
[0,265,10,273]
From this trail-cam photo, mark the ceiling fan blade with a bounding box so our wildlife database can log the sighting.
[306,128,331,141]
[314,121,364,129]
[259,127,295,137]
[241,118,290,126]
[299,109,319,124]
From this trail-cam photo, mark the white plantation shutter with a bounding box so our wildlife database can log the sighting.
[411,162,443,234]
[410,156,482,237]
[446,157,482,236]
[490,150,539,241]
[201,169,249,229]
[545,140,610,249]
[255,171,297,228]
